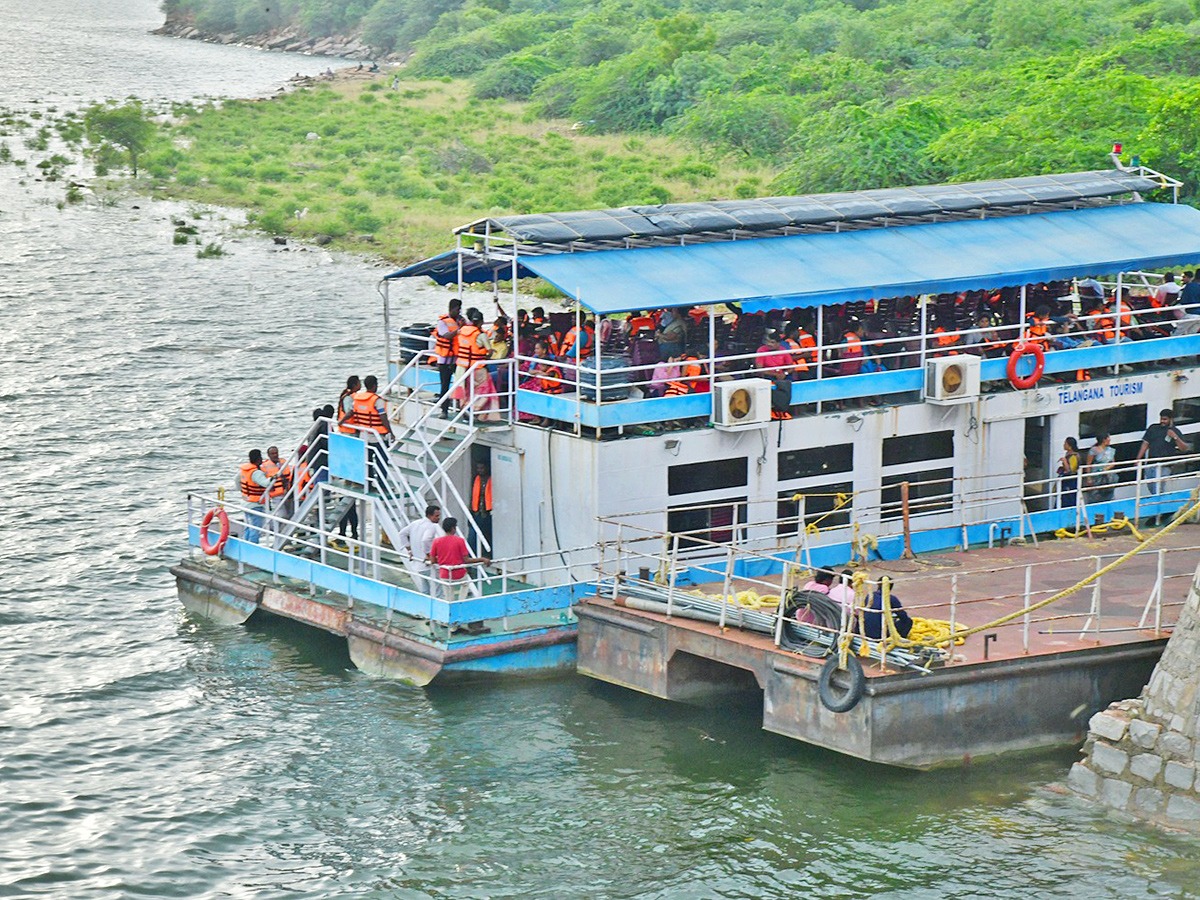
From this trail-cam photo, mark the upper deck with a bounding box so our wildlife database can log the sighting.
[385,167,1200,434]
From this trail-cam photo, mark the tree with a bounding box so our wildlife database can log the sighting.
[84,102,157,177]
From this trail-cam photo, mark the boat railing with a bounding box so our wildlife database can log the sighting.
[595,531,1194,664]
[185,490,592,623]
[597,451,1200,562]
[387,292,1200,431]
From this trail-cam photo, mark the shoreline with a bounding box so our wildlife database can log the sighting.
[152,14,406,64]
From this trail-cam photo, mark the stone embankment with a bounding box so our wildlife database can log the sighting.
[154,15,398,62]
[1068,562,1200,831]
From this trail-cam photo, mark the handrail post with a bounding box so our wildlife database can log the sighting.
[1022,564,1031,654]
[1155,548,1164,634]
[950,573,958,641]
[665,533,680,617]
[719,545,734,630]
[901,481,914,559]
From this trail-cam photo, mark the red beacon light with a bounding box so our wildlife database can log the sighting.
[1112,142,1123,155]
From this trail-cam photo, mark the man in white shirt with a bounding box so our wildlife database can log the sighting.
[396,504,442,594]
[1155,273,1183,308]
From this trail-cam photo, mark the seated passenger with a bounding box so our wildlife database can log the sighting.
[861,575,913,640]
[838,320,865,375]
[795,569,835,624]
[755,328,794,419]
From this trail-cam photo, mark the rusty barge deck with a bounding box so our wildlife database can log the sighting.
[578,526,1200,768]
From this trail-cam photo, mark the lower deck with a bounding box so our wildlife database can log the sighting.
[577,525,1200,768]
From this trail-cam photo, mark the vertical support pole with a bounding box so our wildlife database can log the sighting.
[1154,548,1164,634]
[456,233,463,300]
[1115,272,1124,350]
[665,533,680,618]
[574,304,582,437]
[719,545,734,630]
[1135,458,1143,523]
[1018,284,1027,343]
[511,254,519,424]
[1022,564,1031,654]
[708,306,717,396]
[774,564,787,647]
[950,573,958,641]
[594,310,603,415]
[901,481,914,559]
[318,491,328,566]
[816,304,824,415]
[919,297,929,372]
[611,523,623,601]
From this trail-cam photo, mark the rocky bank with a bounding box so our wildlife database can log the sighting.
[153,12,403,63]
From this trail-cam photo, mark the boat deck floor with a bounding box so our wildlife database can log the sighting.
[598,524,1200,674]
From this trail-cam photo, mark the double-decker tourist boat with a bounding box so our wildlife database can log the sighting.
[176,160,1200,766]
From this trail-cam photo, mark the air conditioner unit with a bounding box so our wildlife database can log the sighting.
[712,379,772,429]
[924,354,981,405]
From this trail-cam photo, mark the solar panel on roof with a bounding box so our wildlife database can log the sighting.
[456,169,1159,245]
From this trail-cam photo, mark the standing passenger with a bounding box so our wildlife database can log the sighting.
[237,449,270,544]
[1057,437,1082,508]
[396,504,442,594]
[469,462,493,552]
[336,375,360,435]
[434,298,464,416]
[428,517,489,602]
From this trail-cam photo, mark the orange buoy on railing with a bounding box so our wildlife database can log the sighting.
[1006,341,1045,390]
[199,507,230,556]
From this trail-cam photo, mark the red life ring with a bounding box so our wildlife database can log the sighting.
[1007,342,1045,390]
[199,508,230,556]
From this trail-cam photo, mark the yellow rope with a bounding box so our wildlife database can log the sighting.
[919,495,1200,647]
[1054,516,1144,541]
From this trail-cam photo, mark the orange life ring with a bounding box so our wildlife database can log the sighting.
[1007,341,1045,390]
[199,508,230,556]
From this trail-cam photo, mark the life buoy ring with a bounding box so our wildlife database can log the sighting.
[199,508,230,556]
[1007,341,1045,390]
[818,654,866,713]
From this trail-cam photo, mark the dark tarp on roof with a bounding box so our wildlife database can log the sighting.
[458,170,1160,245]
[514,203,1200,315]
[386,250,538,285]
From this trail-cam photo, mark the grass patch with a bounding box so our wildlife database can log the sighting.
[148,77,772,261]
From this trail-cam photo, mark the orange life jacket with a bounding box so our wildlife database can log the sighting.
[536,361,563,394]
[336,388,356,435]
[297,462,311,500]
[454,323,488,367]
[433,313,460,362]
[796,330,817,365]
[628,316,655,340]
[1109,301,1132,329]
[1023,316,1050,349]
[239,462,266,504]
[559,325,594,359]
[261,458,292,499]
[350,390,388,435]
[471,475,493,513]
[781,338,809,373]
[1087,307,1115,342]
[843,332,862,355]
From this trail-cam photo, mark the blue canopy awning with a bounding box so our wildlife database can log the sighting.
[515,203,1200,314]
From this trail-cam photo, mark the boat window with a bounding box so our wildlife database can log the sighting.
[1171,397,1200,428]
[778,444,853,481]
[1078,404,1147,440]
[668,457,748,496]
[668,498,747,547]
[776,482,853,536]
[880,467,954,521]
[882,430,953,467]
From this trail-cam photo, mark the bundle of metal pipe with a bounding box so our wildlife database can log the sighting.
[618,583,936,673]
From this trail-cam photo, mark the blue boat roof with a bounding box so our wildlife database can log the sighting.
[517,203,1200,314]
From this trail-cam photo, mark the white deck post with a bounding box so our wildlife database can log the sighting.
[719,545,734,630]
[816,304,824,415]
[665,533,680,617]
[1018,284,1027,341]
[1022,564,1031,654]
[708,306,717,395]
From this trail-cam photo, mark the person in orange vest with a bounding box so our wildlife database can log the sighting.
[336,375,360,435]
[558,318,595,360]
[454,307,491,373]
[930,316,961,357]
[237,449,270,544]
[469,461,493,552]
[627,311,656,342]
[838,320,865,375]
[261,445,294,519]
[665,351,707,396]
[432,298,464,416]
[780,323,811,378]
[1022,305,1052,349]
[1083,299,1115,343]
[789,322,818,376]
[341,374,393,501]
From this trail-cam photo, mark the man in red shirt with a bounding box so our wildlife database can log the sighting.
[754,328,794,419]
[427,517,489,602]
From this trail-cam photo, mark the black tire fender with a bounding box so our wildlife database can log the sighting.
[818,653,865,713]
